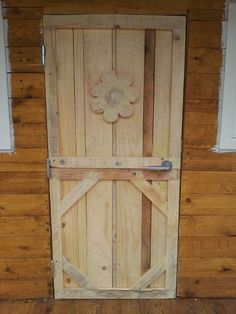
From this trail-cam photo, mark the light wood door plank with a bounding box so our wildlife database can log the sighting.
[165,28,185,293]
[60,174,98,217]
[55,29,79,288]
[62,256,93,289]
[74,29,87,278]
[131,256,166,290]
[130,179,168,216]
[116,29,145,287]
[84,29,113,288]
[50,178,63,297]
[151,30,173,288]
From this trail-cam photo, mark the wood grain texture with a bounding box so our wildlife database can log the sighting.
[1,0,232,300]
[0,172,48,194]
[179,237,236,258]
[178,277,236,298]
[3,7,43,19]
[3,0,224,10]
[187,48,222,74]
[0,148,47,172]
[0,216,50,237]
[182,171,236,194]
[14,124,47,148]
[11,73,45,98]
[8,47,44,72]
[0,194,48,216]
[12,99,46,124]
[7,20,42,46]
[0,279,52,299]
[185,73,219,100]
[188,21,222,48]
[0,258,51,280]
[179,258,236,278]
[141,30,155,275]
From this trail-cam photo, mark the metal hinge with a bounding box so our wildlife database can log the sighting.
[42,44,46,65]
[47,159,51,178]
[51,260,55,277]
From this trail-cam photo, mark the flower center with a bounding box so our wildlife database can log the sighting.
[105,87,124,107]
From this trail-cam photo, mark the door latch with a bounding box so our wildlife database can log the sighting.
[145,160,172,171]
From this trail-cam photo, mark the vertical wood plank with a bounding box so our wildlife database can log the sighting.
[74,30,87,277]
[116,29,145,287]
[151,30,173,288]
[84,30,113,288]
[166,28,185,292]
[142,30,155,275]
[50,178,63,296]
[44,27,58,156]
[55,29,79,288]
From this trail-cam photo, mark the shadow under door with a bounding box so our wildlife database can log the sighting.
[44,14,186,299]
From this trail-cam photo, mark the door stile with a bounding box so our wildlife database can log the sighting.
[165,28,185,293]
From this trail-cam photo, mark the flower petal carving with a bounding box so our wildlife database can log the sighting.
[90,70,139,123]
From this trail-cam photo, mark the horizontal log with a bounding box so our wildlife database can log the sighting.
[0,279,52,299]
[0,237,51,258]
[178,277,236,298]
[14,124,47,148]
[184,100,218,114]
[182,148,236,171]
[180,215,236,237]
[2,0,224,10]
[50,156,180,169]
[7,19,42,47]
[0,149,47,172]
[183,123,217,148]
[0,216,50,237]
[187,48,222,74]
[179,236,236,258]
[181,171,236,194]
[10,73,45,98]
[12,99,46,124]
[185,73,219,100]
[3,7,43,19]
[8,47,44,73]
[189,9,224,21]
[179,258,236,278]
[184,111,217,125]
[0,172,48,194]
[188,21,222,48]
[0,258,51,280]
[0,194,48,216]
[181,193,236,215]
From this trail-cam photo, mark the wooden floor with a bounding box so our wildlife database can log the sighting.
[0,299,235,314]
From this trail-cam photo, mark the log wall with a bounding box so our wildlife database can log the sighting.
[1,0,235,299]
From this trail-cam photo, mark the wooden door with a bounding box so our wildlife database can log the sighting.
[44,15,185,299]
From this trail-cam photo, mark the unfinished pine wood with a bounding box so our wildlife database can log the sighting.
[151,30,172,289]
[55,29,80,290]
[50,156,180,169]
[74,29,87,278]
[116,29,144,288]
[45,15,185,299]
[51,168,179,181]
[60,174,98,216]
[44,14,185,30]
[84,29,113,288]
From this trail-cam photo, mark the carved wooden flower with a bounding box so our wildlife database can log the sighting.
[90,71,139,123]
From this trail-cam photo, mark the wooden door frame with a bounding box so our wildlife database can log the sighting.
[44,14,186,299]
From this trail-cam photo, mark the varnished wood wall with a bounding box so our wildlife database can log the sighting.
[1,0,235,299]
